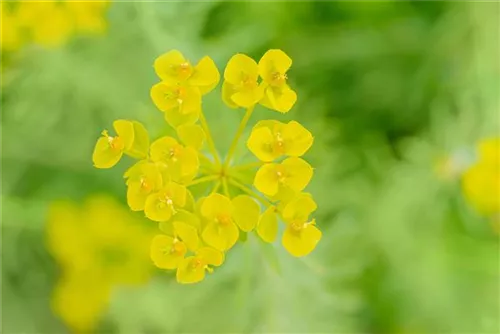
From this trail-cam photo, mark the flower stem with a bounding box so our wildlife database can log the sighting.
[199,112,221,167]
[227,178,272,207]
[211,181,221,194]
[223,106,254,169]
[187,174,219,187]
[231,161,263,171]
[222,178,231,198]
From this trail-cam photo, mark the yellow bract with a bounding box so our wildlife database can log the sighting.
[247,120,313,162]
[257,206,279,243]
[176,247,224,284]
[462,138,500,215]
[223,53,265,108]
[144,182,187,222]
[254,157,313,197]
[149,136,199,182]
[281,194,321,257]
[177,124,206,150]
[93,120,150,169]
[150,234,187,269]
[124,161,163,211]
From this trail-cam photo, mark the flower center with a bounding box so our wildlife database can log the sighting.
[275,166,287,183]
[271,71,287,86]
[170,239,185,255]
[290,221,305,232]
[273,132,286,154]
[216,214,231,225]
[191,257,206,270]
[140,177,153,192]
[102,130,124,151]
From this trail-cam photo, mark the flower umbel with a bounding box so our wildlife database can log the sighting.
[92,49,321,284]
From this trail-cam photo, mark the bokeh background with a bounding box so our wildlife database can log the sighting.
[1,1,499,333]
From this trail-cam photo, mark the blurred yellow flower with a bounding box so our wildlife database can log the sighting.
[222,53,264,108]
[281,193,322,257]
[47,195,154,332]
[92,49,321,285]
[462,138,500,216]
[247,120,313,162]
[254,157,313,197]
[258,49,297,113]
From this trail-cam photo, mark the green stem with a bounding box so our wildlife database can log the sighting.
[223,106,254,169]
[187,174,219,187]
[227,178,271,207]
[211,181,221,194]
[231,161,263,171]
[222,178,231,198]
[199,112,221,167]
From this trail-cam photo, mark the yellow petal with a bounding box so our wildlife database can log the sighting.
[144,192,174,222]
[178,147,200,177]
[171,209,201,230]
[247,126,276,162]
[179,86,202,115]
[177,124,206,150]
[201,221,239,251]
[159,221,174,236]
[224,53,259,85]
[173,221,199,251]
[150,82,179,112]
[282,193,317,223]
[125,121,150,159]
[176,256,206,284]
[462,164,500,215]
[222,81,239,109]
[196,247,224,266]
[258,49,292,83]
[153,50,189,84]
[150,234,186,269]
[200,193,233,220]
[231,84,265,108]
[232,195,260,232]
[167,182,187,207]
[126,181,149,211]
[164,107,200,128]
[149,136,179,163]
[282,157,313,192]
[263,85,297,113]
[282,223,322,257]
[113,120,134,150]
[254,163,279,196]
[189,56,220,94]
[257,206,278,243]
[478,137,500,166]
[282,121,313,157]
[92,137,123,169]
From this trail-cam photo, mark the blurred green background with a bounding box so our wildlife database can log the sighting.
[1,1,499,333]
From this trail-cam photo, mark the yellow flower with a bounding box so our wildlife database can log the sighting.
[150,234,187,270]
[177,124,206,150]
[258,49,297,113]
[222,53,264,108]
[151,82,202,115]
[1,5,23,52]
[254,157,313,197]
[154,50,220,94]
[65,1,109,34]
[149,136,199,182]
[281,193,321,257]
[200,193,259,251]
[144,182,187,222]
[462,138,500,215]
[176,247,224,284]
[247,120,313,162]
[92,120,149,168]
[124,161,163,211]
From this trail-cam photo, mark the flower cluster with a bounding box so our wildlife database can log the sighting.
[461,138,500,223]
[92,49,321,284]
[47,195,154,332]
[1,1,109,51]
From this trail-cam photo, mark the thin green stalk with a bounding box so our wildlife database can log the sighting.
[199,112,221,167]
[223,106,254,169]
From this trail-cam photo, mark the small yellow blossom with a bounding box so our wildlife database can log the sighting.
[281,194,321,257]
[222,53,264,108]
[154,50,220,94]
[65,1,109,34]
[150,82,202,115]
[462,138,500,215]
[176,247,224,284]
[200,193,260,251]
[247,120,313,162]
[144,182,187,222]
[258,49,297,113]
[254,157,313,197]
[92,120,149,168]
[124,161,163,211]
[150,234,187,270]
[149,136,199,182]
